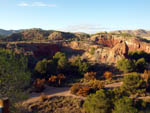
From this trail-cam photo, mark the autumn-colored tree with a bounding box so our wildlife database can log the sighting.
[48,75,57,83]
[48,74,66,86]
[57,74,66,85]
[104,71,113,80]
[33,78,45,92]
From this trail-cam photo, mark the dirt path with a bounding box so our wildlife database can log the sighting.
[105,82,123,89]
[23,82,123,105]
[23,86,84,105]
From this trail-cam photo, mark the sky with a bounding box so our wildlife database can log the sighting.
[0,0,150,33]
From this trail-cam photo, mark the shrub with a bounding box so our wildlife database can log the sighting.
[88,80,104,90]
[89,48,96,55]
[117,58,135,73]
[104,71,113,80]
[121,72,146,95]
[84,72,96,81]
[70,83,81,94]
[113,97,138,113]
[77,86,92,97]
[71,80,104,97]
[33,78,45,92]
[83,89,112,113]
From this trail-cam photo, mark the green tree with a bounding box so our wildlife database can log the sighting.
[35,59,48,75]
[83,89,112,113]
[113,97,138,113]
[53,52,66,60]
[135,58,147,73]
[117,58,135,73]
[128,51,150,62]
[35,59,57,77]
[0,49,30,111]
[53,52,68,70]
[72,55,90,75]
[121,72,146,95]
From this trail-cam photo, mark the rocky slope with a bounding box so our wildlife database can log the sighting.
[89,33,150,64]
[0,29,150,65]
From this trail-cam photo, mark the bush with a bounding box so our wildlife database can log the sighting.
[70,83,81,94]
[104,71,113,80]
[121,72,146,95]
[77,86,92,97]
[84,72,96,81]
[89,48,96,55]
[71,80,104,97]
[88,80,104,90]
[117,58,135,73]
[83,89,112,113]
[113,97,138,113]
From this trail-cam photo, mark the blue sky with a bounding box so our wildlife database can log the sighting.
[0,0,150,33]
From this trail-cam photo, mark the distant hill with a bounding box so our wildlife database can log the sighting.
[111,29,150,38]
[1,28,150,42]
[0,29,22,36]
[3,28,90,41]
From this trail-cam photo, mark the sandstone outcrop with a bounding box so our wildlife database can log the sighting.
[89,34,150,64]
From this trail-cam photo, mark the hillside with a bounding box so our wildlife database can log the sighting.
[111,29,150,38]
[2,28,90,41]
[0,29,21,36]
[1,29,150,42]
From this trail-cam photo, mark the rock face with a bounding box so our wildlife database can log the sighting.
[96,41,128,64]
[4,42,60,59]
[90,34,150,64]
